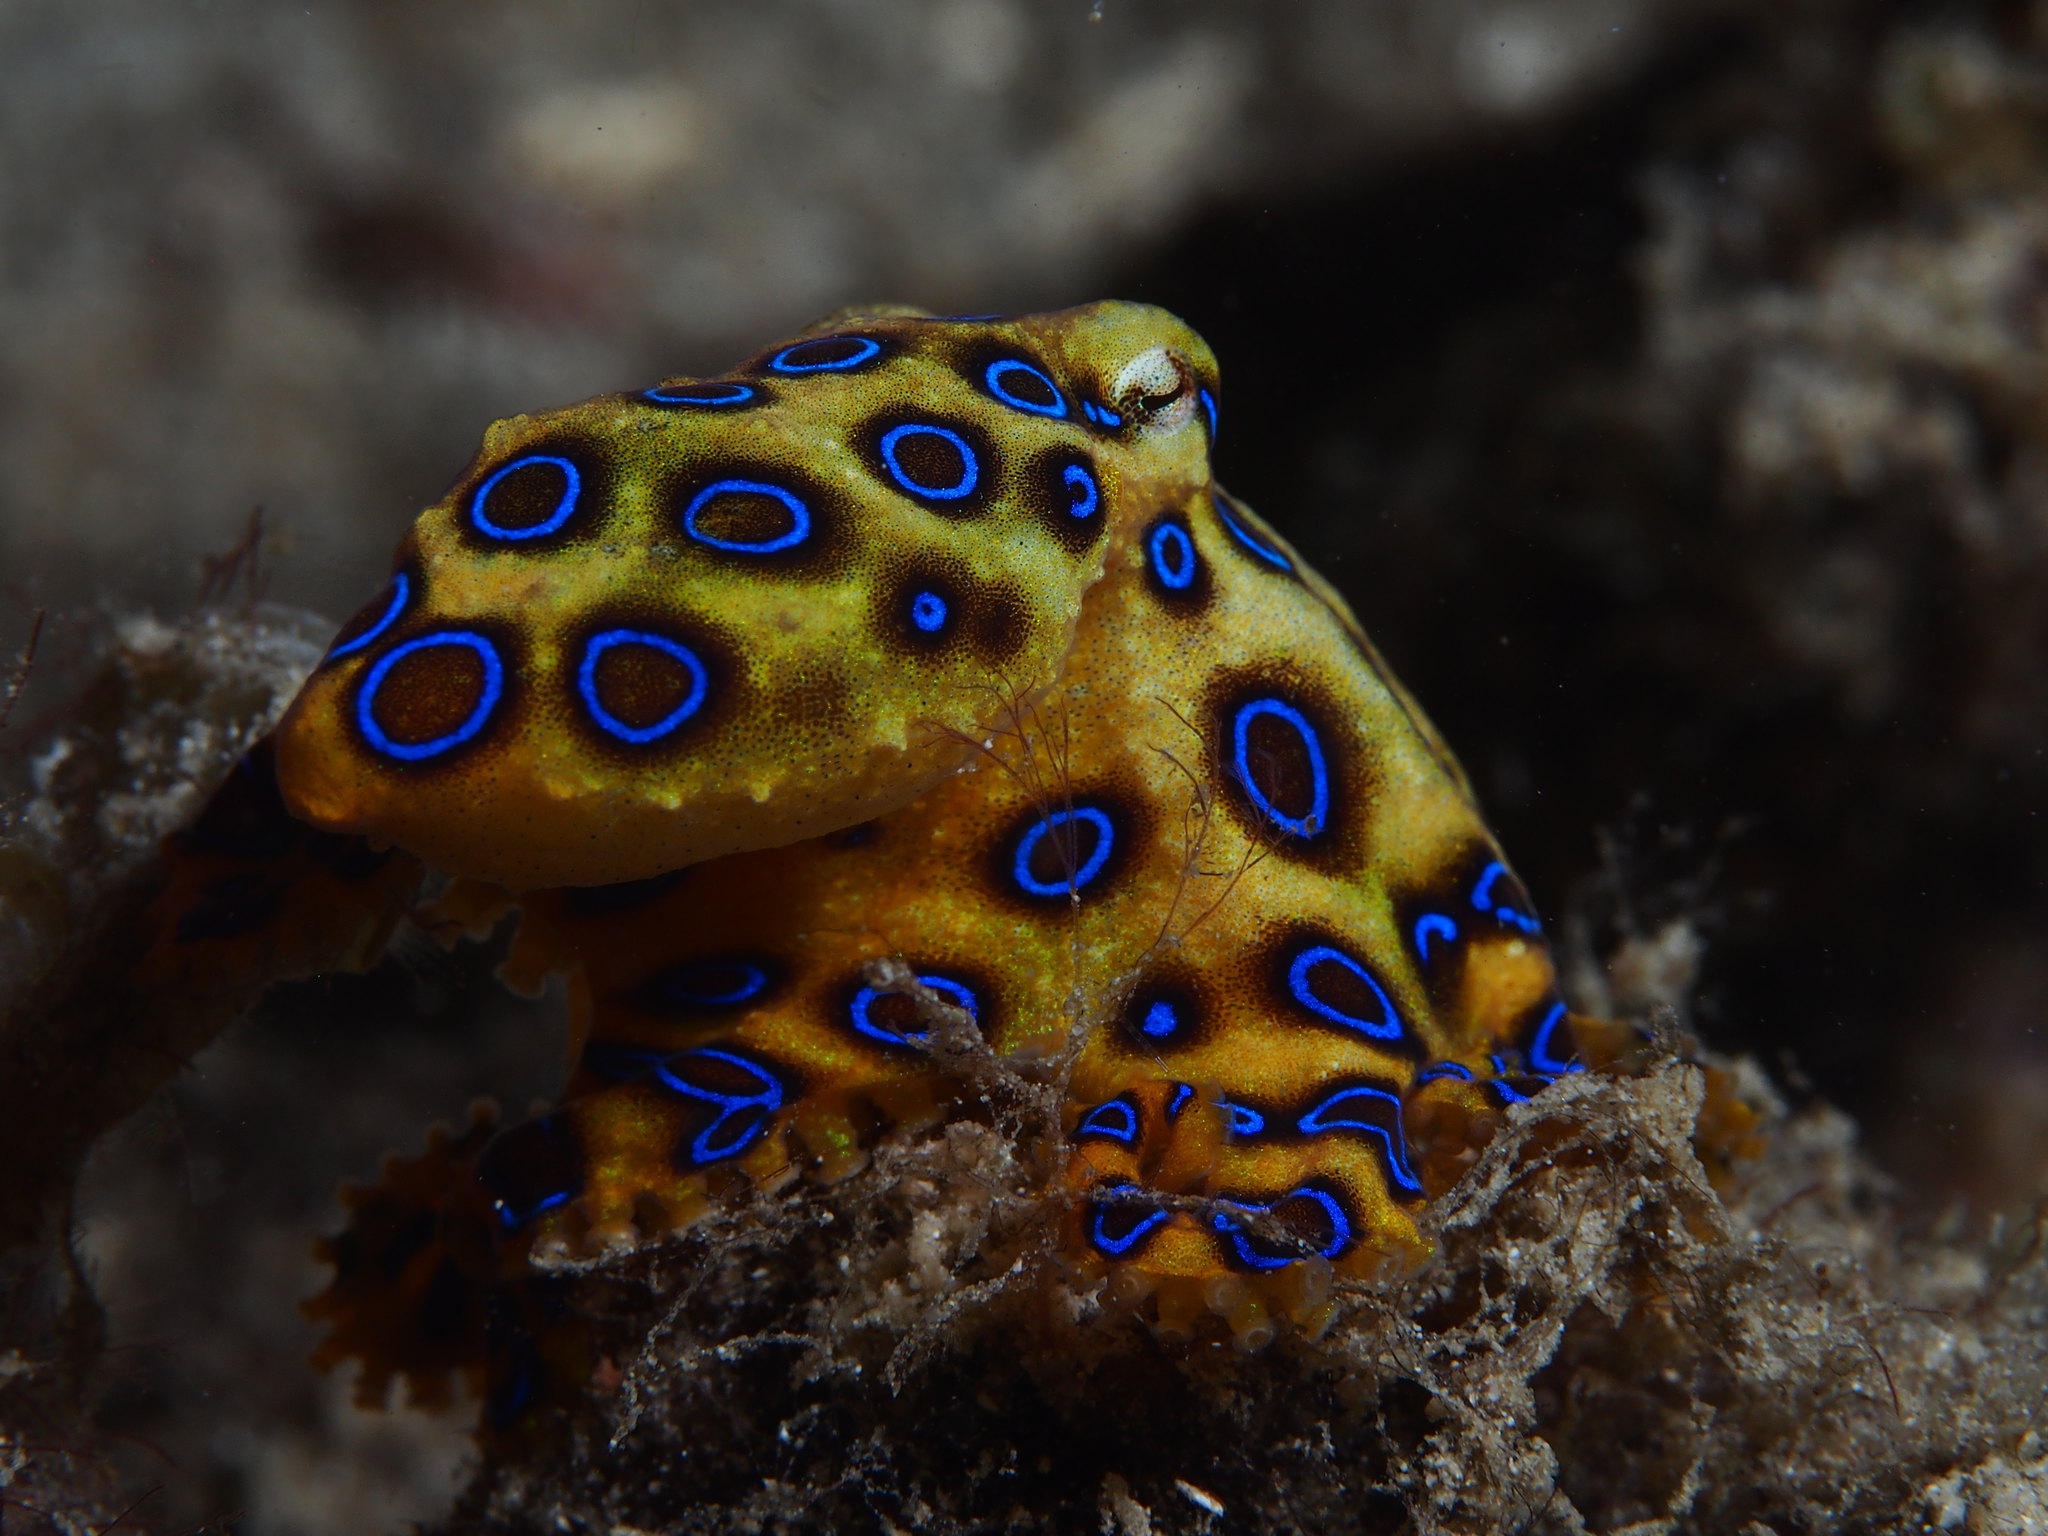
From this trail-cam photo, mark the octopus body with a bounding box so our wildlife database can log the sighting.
[144,301,1594,1431]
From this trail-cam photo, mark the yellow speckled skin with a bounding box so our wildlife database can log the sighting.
[274,304,1208,889]
[150,301,1595,1425]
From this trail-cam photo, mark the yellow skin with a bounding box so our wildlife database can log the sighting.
[148,301,1587,1425]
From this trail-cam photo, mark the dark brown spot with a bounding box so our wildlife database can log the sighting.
[592,644,697,734]
[369,644,487,749]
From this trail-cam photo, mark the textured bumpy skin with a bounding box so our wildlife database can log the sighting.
[150,301,1597,1430]
[273,305,1196,889]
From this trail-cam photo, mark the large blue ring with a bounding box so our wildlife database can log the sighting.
[984,358,1067,418]
[355,630,504,763]
[1232,697,1330,839]
[1012,806,1115,898]
[1211,1187,1351,1271]
[1296,1085,1423,1195]
[880,423,979,501]
[327,572,411,661]
[577,628,709,744]
[770,336,881,373]
[644,381,755,406]
[1149,521,1197,591]
[683,478,811,554]
[471,454,581,542]
[1214,493,1292,571]
[654,1047,786,1166]
[848,972,978,1048]
[1287,945,1404,1042]
[1062,463,1100,519]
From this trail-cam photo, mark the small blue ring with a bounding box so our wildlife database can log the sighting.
[471,455,581,542]
[1012,805,1115,898]
[1287,944,1404,1042]
[577,628,709,745]
[1211,1187,1351,1271]
[1219,1099,1265,1138]
[355,630,504,763]
[983,358,1066,418]
[848,972,978,1048]
[1296,1086,1423,1195]
[1076,1098,1139,1145]
[880,423,979,501]
[770,336,881,374]
[654,1047,786,1165]
[1232,697,1330,839]
[644,381,755,407]
[1416,1060,1475,1084]
[1149,521,1197,591]
[326,572,410,661]
[683,478,811,554]
[910,590,948,634]
[1199,387,1218,439]
[1090,1184,1168,1257]
[1214,493,1292,571]
[650,959,768,1009]
[1527,1001,1581,1075]
[1414,913,1458,961]
[1062,463,1100,519]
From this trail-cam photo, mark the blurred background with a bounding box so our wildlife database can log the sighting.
[3,0,2046,1529]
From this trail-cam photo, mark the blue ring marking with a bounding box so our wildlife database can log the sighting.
[470,454,581,542]
[327,572,411,661]
[1166,1082,1195,1119]
[644,381,755,406]
[654,1047,786,1166]
[1094,402,1122,428]
[1527,1001,1582,1075]
[1210,1187,1352,1271]
[879,423,979,501]
[1232,697,1330,839]
[1198,387,1218,439]
[848,972,979,1048]
[1214,494,1293,571]
[910,590,948,633]
[1416,1060,1475,1084]
[1076,1098,1139,1145]
[1141,999,1179,1039]
[682,478,811,554]
[1296,1086,1423,1195]
[1287,945,1405,1043]
[355,630,504,763]
[576,628,710,744]
[1148,521,1197,591]
[1090,1183,1168,1257]
[1218,1099,1265,1138]
[1471,862,1506,910]
[1414,913,1459,962]
[1011,805,1115,898]
[1062,462,1100,519]
[1487,1071,1536,1107]
[769,336,881,373]
[647,958,769,1009]
[983,358,1066,418]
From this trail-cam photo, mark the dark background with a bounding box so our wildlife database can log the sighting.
[3,1,2045,1528]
